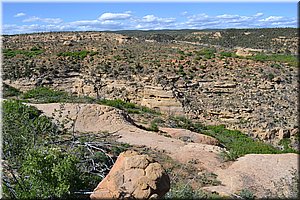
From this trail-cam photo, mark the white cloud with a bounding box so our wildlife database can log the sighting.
[23,16,63,24]
[14,12,26,17]
[216,14,240,19]
[3,12,297,35]
[259,16,285,22]
[99,12,132,21]
[142,15,176,23]
[254,12,264,17]
[68,20,100,26]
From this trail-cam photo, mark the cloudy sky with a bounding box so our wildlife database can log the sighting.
[2,1,298,35]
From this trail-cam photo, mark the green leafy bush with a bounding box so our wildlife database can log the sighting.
[17,147,81,199]
[57,50,97,60]
[197,48,216,59]
[146,121,159,132]
[164,183,220,199]
[204,125,281,157]
[2,100,115,198]
[2,100,56,166]
[22,86,69,103]
[247,53,297,67]
[3,48,43,58]
[220,51,236,58]
[238,189,255,199]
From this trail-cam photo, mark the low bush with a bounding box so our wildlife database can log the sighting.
[17,147,81,199]
[57,50,98,60]
[220,51,236,58]
[3,83,21,98]
[22,86,69,103]
[196,48,216,59]
[238,189,255,199]
[246,53,297,67]
[3,48,43,58]
[164,182,221,199]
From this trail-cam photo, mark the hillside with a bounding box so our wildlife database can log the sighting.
[2,28,299,199]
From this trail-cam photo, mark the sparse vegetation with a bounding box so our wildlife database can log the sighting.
[22,86,69,102]
[197,48,216,59]
[169,116,298,160]
[219,51,236,58]
[57,50,98,60]
[164,183,221,199]
[246,53,297,67]
[238,189,255,199]
[3,47,43,58]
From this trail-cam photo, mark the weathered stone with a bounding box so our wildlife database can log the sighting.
[277,128,290,140]
[90,150,170,200]
[141,86,184,115]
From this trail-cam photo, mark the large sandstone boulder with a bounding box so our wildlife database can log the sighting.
[90,150,170,199]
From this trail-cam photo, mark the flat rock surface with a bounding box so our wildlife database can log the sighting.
[29,103,225,172]
[204,153,299,198]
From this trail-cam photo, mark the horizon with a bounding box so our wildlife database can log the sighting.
[3,2,298,35]
[2,27,298,36]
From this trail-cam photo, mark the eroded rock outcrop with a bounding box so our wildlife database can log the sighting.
[141,86,184,115]
[90,150,170,199]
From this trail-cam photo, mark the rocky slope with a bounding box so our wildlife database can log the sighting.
[3,30,298,149]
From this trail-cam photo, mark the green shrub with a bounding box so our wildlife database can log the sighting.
[246,53,297,67]
[220,51,234,57]
[17,147,81,199]
[147,121,159,132]
[2,100,115,198]
[197,48,216,59]
[22,86,69,103]
[267,73,275,80]
[219,149,239,161]
[3,83,21,98]
[164,183,220,199]
[204,125,282,157]
[238,189,255,199]
[3,48,43,58]
[2,100,56,166]
[57,50,97,60]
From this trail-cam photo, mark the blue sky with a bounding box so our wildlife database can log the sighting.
[2,2,298,34]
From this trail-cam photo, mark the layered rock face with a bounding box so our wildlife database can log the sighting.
[141,86,183,115]
[90,150,170,199]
